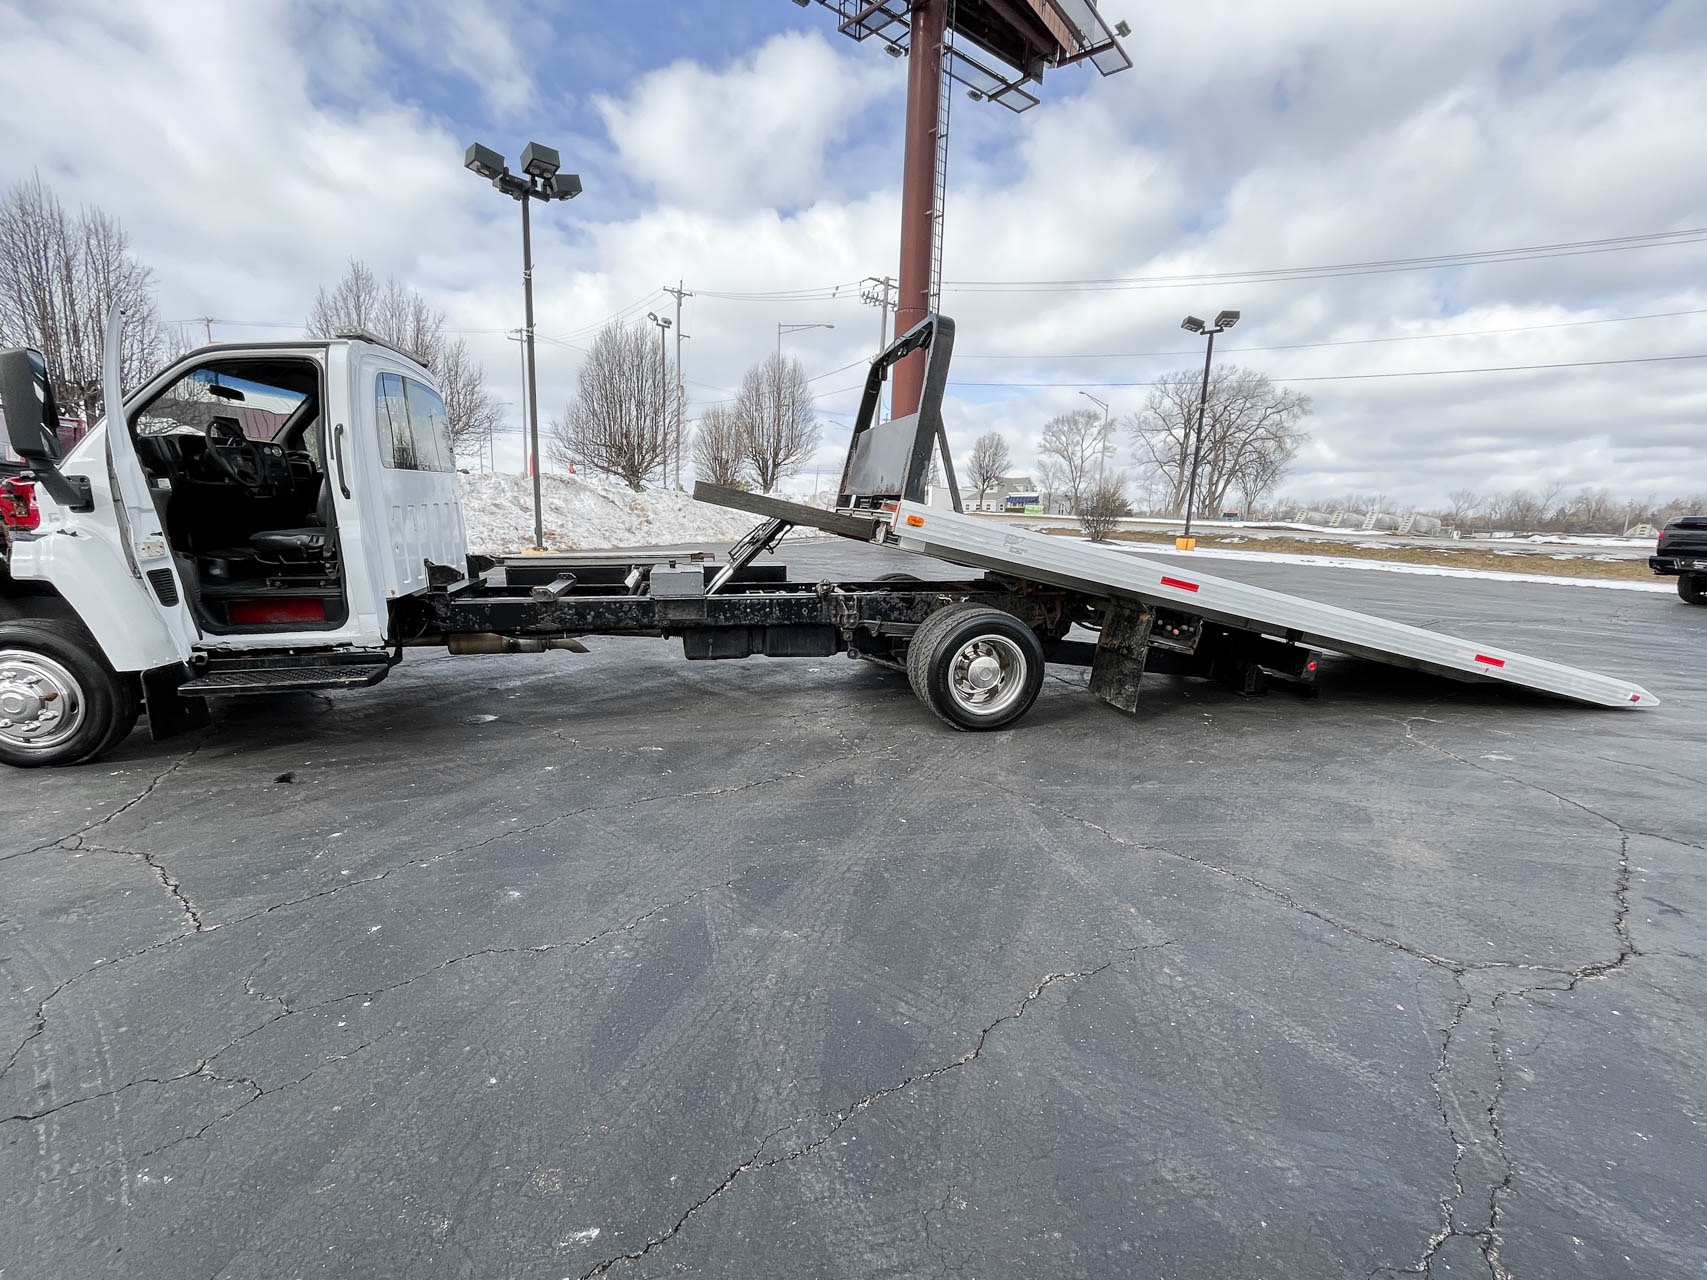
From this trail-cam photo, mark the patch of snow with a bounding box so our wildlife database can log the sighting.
[459,473,779,554]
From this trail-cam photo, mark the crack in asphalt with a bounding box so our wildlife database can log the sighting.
[0,721,878,1092]
[69,841,206,933]
[575,940,1173,1279]
[1,879,732,1126]
[0,740,880,1085]
[968,776,1556,978]
[957,717,1645,1280]
[0,739,207,866]
[1367,718,1645,1279]
[210,740,879,934]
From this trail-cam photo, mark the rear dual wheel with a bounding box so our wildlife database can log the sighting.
[0,620,138,768]
[906,604,1045,731]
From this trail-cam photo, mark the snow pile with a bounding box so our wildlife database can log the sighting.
[459,472,768,553]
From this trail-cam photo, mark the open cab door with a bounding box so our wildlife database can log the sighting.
[96,305,201,663]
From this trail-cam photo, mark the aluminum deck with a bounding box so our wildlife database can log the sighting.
[883,501,1656,709]
[693,483,1656,709]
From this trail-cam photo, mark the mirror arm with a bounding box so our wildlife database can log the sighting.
[29,468,93,512]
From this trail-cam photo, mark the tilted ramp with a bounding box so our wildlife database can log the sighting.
[885,500,1656,709]
[696,311,1656,712]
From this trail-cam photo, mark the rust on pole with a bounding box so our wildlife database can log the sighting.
[892,0,946,417]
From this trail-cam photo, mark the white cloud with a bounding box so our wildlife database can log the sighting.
[594,30,901,215]
[2,0,1705,509]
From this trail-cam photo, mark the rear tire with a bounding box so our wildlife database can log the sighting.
[906,604,1045,731]
[0,620,133,768]
[1680,573,1706,606]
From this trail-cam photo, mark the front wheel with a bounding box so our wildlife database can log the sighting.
[906,604,1046,731]
[1680,573,1706,606]
[0,620,136,768]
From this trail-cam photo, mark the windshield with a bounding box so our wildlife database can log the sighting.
[133,367,309,441]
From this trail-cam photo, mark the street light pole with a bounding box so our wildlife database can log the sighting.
[464,141,582,551]
[1078,391,1110,488]
[1178,310,1240,547]
[519,192,542,545]
[777,322,835,359]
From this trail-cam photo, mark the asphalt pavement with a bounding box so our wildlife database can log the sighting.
[3,538,1703,1279]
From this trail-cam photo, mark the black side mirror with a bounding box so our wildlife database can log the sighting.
[0,347,62,463]
[0,346,93,511]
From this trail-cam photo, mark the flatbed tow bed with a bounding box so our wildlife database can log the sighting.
[400,313,1654,727]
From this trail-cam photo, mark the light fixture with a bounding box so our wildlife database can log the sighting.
[1114,20,1131,37]
[1180,315,1205,333]
[966,88,984,101]
[520,142,560,180]
[1215,309,1240,329]
[885,43,904,57]
[463,142,506,180]
[549,171,582,200]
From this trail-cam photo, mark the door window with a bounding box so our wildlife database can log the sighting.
[375,372,454,472]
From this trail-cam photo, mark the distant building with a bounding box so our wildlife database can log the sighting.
[967,474,1039,513]
[1624,523,1659,539]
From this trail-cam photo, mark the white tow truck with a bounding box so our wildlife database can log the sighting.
[0,309,1655,768]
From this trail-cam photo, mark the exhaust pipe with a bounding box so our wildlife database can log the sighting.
[446,634,589,655]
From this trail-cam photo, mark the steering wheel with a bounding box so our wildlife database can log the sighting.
[204,418,266,489]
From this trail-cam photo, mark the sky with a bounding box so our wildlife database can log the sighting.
[2,0,1704,511]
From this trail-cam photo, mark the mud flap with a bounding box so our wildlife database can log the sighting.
[142,662,211,740]
[1088,601,1153,713]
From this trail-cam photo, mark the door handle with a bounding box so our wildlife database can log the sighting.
[332,423,352,499]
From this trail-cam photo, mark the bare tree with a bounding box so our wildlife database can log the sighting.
[306,258,500,458]
[1079,474,1132,542]
[1129,365,1310,520]
[549,319,675,490]
[0,172,169,419]
[435,337,501,459]
[692,405,749,489]
[966,431,1012,506]
[1036,408,1106,512]
[1446,488,1482,532]
[733,352,820,493]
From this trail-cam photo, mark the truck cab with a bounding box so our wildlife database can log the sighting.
[1,313,464,766]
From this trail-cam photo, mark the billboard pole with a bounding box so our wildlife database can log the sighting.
[892,0,947,418]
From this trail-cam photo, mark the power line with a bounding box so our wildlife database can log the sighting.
[946,351,1707,389]
[954,307,1707,361]
[942,227,1707,294]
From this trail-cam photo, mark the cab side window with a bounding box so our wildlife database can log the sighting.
[375,372,454,472]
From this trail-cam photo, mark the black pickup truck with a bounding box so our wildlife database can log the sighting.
[1651,517,1707,604]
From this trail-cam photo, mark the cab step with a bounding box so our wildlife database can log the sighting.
[179,662,392,696]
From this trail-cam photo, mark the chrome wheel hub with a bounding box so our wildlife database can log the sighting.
[947,635,1027,717]
[0,651,86,750]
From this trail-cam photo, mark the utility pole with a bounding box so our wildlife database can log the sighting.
[662,280,692,488]
[647,312,673,485]
[860,275,895,418]
[198,316,216,344]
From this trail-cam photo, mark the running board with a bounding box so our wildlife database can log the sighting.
[882,502,1657,710]
[179,663,391,696]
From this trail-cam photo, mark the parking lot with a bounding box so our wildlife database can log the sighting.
[4,540,1704,1280]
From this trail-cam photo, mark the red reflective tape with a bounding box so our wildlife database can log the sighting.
[1160,576,1200,593]
[1474,653,1506,668]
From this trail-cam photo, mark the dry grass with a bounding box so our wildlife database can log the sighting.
[1041,528,1659,581]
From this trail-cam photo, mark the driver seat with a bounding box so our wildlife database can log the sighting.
[250,476,335,560]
